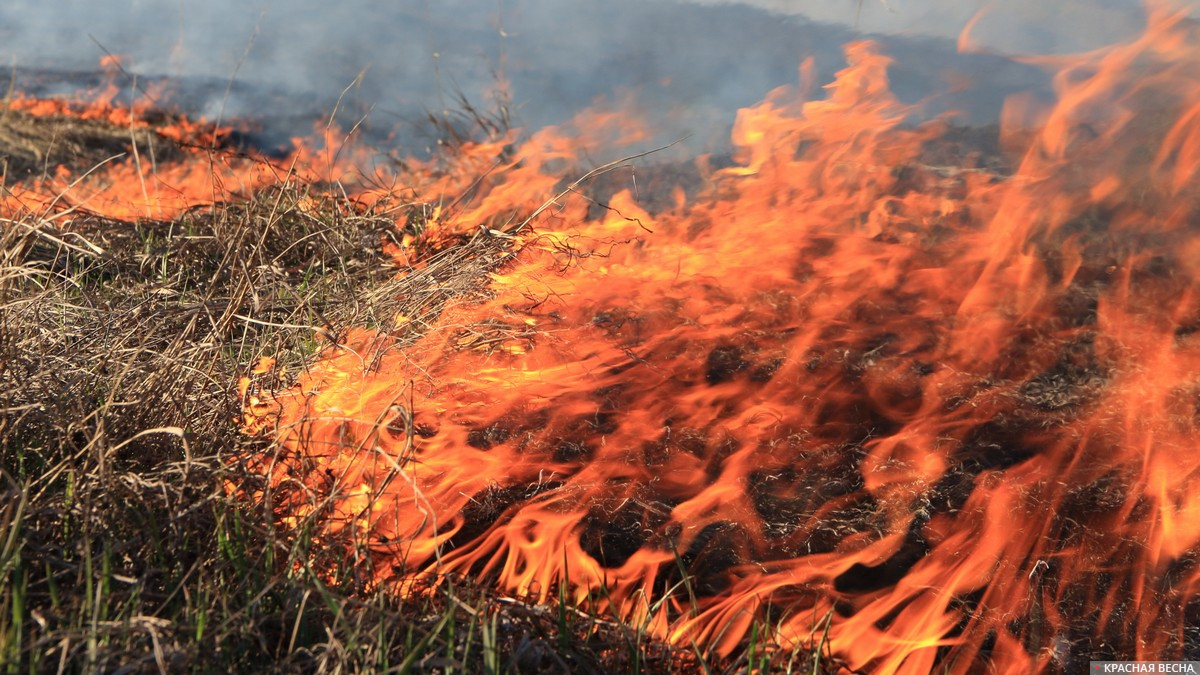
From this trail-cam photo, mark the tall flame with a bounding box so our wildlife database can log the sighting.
[228,6,1200,671]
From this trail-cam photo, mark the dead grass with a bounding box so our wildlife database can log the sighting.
[0,106,192,181]
[0,109,835,673]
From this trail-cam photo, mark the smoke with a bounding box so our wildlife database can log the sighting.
[704,0,1160,53]
[0,0,1157,154]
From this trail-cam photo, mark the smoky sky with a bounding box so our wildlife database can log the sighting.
[0,0,1163,153]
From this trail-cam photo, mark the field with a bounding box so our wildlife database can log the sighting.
[7,15,1200,669]
[0,103,828,673]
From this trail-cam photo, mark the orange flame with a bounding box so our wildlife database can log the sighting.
[240,12,1200,670]
[1,57,391,222]
[15,8,1191,671]
[241,7,1200,670]
[272,12,1200,667]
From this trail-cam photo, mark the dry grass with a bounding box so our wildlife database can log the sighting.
[0,109,833,673]
[0,106,191,181]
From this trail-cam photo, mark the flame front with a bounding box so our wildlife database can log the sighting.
[241,9,1200,671]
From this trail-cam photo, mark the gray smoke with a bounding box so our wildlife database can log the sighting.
[0,0,1170,154]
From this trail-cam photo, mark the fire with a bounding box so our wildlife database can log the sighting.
[8,5,1199,671]
[1,57,381,221]
[240,5,1200,671]
[258,5,1200,667]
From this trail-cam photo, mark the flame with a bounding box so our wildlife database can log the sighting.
[241,6,1200,668]
[9,7,1198,670]
[1,58,386,221]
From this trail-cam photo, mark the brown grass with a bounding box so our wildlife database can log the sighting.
[0,108,826,673]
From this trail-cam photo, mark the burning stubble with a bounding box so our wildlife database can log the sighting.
[5,2,1200,672]
[231,8,1200,673]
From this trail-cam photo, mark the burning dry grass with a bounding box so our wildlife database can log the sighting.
[0,105,182,180]
[11,11,1200,670]
[0,105,785,672]
[230,18,1200,672]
